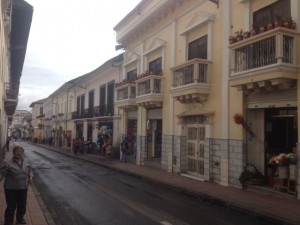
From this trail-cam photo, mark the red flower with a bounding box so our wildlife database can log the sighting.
[234,114,245,125]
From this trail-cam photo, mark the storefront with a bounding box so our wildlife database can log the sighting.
[97,122,112,142]
[75,123,83,139]
[245,88,298,196]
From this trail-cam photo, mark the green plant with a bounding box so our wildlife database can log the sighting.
[239,163,264,184]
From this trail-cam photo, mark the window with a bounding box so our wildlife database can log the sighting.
[127,69,137,81]
[77,94,85,116]
[99,85,106,116]
[188,35,208,60]
[253,0,290,29]
[149,57,162,74]
[107,82,114,115]
[99,86,106,106]
[88,90,94,113]
[39,106,43,115]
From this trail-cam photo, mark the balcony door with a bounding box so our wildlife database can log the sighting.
[186,125,205,178]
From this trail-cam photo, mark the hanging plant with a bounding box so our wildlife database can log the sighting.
[233,114,255,138]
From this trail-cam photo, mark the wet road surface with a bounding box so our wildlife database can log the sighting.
[21,142,271,225]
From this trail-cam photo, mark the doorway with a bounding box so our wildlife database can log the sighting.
[265,108,297,159]
[146,119,162,160]
[186,125,205,178]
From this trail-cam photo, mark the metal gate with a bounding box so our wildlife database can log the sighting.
[186,125,205,178]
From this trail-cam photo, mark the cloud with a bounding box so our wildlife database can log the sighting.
[19,0,141,110]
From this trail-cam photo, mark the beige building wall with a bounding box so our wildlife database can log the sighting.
[30,101,45,139]
[114,0,300,198]
[70,56,123,153]
[228,0,300,197]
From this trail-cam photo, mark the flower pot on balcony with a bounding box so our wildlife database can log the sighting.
[259,25,266,33]
[283,20,290,28]
[243,31,250,39]
[236,34,243,41]
[250,28,257,37]
[234,29,243,42]
[291,21,296,30]
[229,36,237,44]
[274,16,283,28]
[287,17,296,30]
[267,22,274,30]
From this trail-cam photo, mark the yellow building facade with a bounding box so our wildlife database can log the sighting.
[114,0,300,197]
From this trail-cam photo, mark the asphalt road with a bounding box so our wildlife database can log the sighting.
[20,142,270,225]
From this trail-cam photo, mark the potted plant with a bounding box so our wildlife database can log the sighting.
[239,163,264,187]
[243,31,250,39]
[274,15,283,28]
[259,25,266,33]
[283,19,290,28]
[250,25,257,36]
[290,17,297,30]
[267,21,274,30]
[268,153,290,179]
[235,29,243,41]
[229,35,237,44]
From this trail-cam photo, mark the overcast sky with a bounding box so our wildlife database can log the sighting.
[18,0,141,110]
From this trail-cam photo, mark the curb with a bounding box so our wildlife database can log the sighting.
[35,144,297,225]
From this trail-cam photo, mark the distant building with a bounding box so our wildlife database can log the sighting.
[9,110,32,139]
[29,98,48,141]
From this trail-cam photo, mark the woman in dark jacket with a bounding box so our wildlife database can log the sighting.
[0,145,33,225]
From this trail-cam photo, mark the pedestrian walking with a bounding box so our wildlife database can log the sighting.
[74,138,80,155]
[120,139,129,163]
[133,140,137,159]
[0,145,33,225]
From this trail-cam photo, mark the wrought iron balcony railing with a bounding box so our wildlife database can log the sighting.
[171,58,209,88]
[229,27,298,75]
[170,58,211,104]
[71,105,114,120]
[136,74,163,96]
[116,84,136,101]
[134,73,163,108]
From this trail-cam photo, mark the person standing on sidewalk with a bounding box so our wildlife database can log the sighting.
[120,139,129,163]
[0,145,33,225]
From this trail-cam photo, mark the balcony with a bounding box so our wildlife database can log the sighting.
[71,110,84,120]
[170,58,211,104]
[135,73,163,108]
[71,105,114,120]
[229,27,299,92]
[115,81,137,110]
[3,83,18,116]
[96,104,114,116]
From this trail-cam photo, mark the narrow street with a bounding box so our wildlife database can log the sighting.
[20,142,271,225]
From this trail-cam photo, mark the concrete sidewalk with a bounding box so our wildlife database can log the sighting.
[0,146,48,225]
